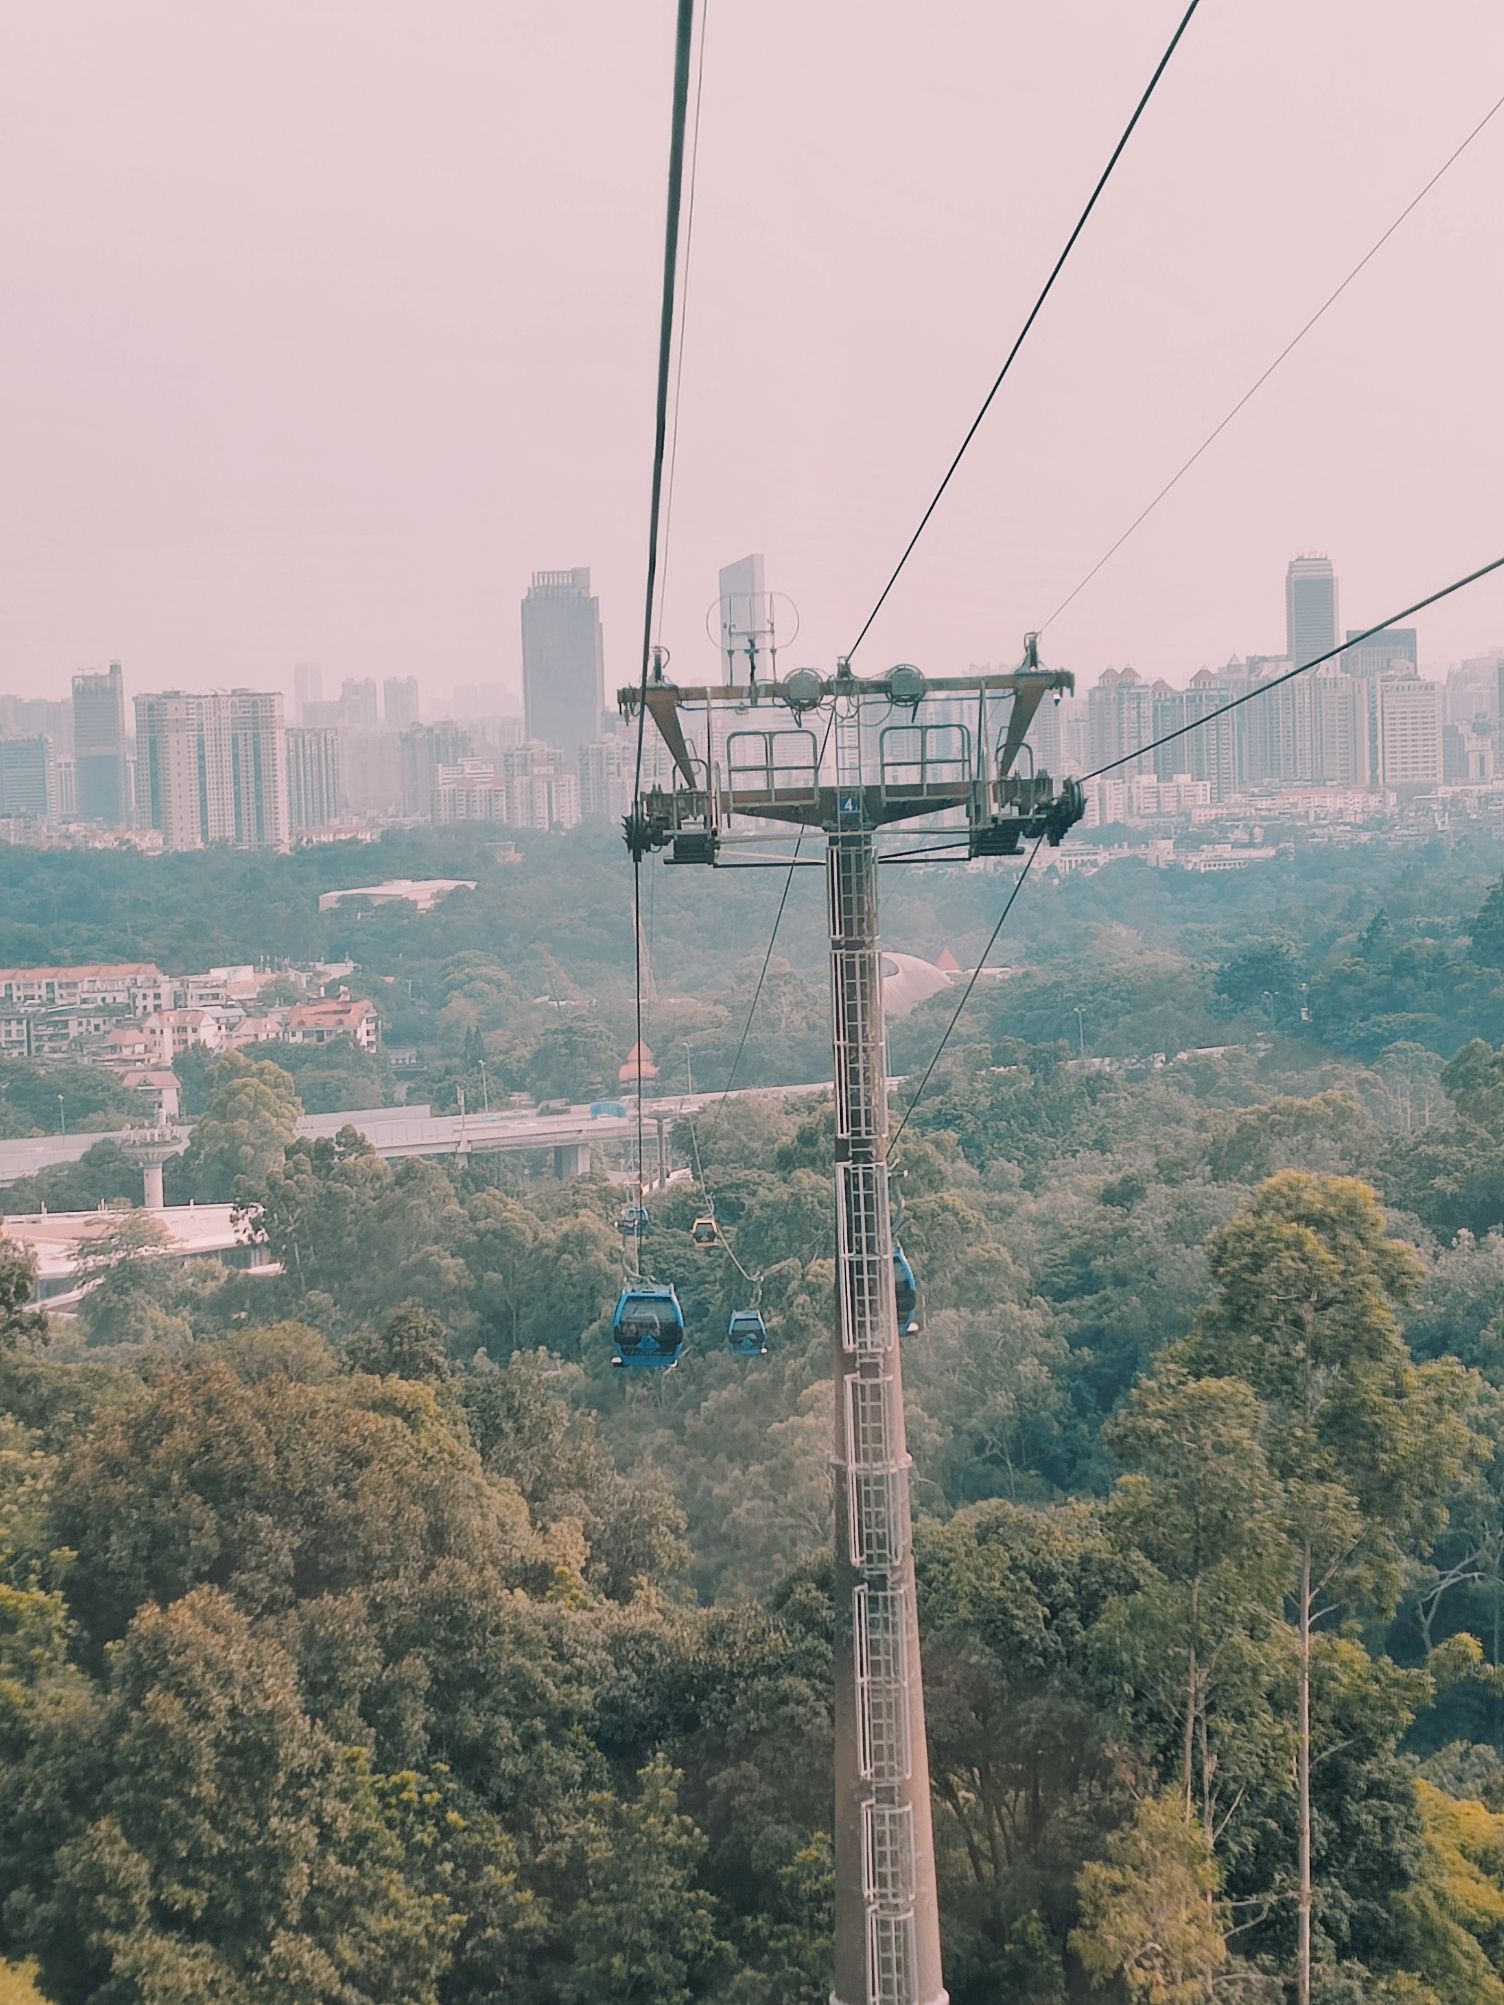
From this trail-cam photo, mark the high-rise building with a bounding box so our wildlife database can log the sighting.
[340,678,379,731]
[521,568,605,758]
[293,662,324,722]
[1150,671,1239,800]
[1444,722,1494,785]
[341,731,404,815]
[73,663,129,824]
[134,690,289,851]
[1374,677,1442,787]
[1285,554,1339,669]
[0,696,71,747]
[383,676,420,731]
[498,742,581,830]
[0,738,54,820]
[1312,662,1374,787]
[1341,625,1417,677]
[578,729,676,822]
[52,757,77,818]
[287,727,343,832]
[401,721,472,818]
[1086,666,1155,777]
[225,691,288,849]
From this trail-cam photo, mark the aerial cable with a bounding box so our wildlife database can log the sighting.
[888,834,1046,1157]
[845,0,1204,662]
[633,0,697,802]
[630,0,698,1226]
[1038,84,1504,639]
[1085,554,1504,783]
[655,0,711,647]
[889,551,1504,1157]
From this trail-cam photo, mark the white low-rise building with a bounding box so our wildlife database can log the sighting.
[6,1202,276,1309]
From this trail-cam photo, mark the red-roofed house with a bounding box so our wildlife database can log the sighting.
[285,997,379,1051]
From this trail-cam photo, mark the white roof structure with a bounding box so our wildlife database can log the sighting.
[317,878,475,914]
[879,952,954,1019]
[3,1203,275,1306]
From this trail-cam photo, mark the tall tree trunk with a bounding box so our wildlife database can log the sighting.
[1184,1641,1198,1817]
[1298,1546,1312,2005]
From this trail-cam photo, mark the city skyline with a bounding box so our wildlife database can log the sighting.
[3,2,1503,703]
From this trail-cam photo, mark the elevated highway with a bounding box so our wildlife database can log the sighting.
[0,1082,830,1191]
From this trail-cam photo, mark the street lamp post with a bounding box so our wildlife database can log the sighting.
[56,1095,65,1136]
[683,1041,694,1096]
[1073,1006,1086,1060]
[479,1059,490,1112]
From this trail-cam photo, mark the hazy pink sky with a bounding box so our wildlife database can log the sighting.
[3,0,1502,708]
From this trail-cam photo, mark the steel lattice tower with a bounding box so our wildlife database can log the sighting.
[622,652,1080,2005]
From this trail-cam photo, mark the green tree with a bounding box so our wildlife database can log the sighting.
[0,1239,44,1355]
[71,1212,190,1350]
[916,1500,1139,1968]
[175,1051,302,1201]
[1098,1370,1287,1849]
[0,1063,141,1138]
[1396,1779,1504,2003]
[347,1301,452,1381]
[1072,1791,1227,2003]
[3,1587,454,2002]
[1177,1174,1483,2005]
[49,1356,532,1658]
[529,1016,620,1105]
[1441,1039,1504,1136]
[1213,940,1301,1017]
[547,1754,727,2005]
[1469,878,1504,971]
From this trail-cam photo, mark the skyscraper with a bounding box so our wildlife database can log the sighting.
[1341,625,1417,677]
[400,721,472,818]
[293,662,324,723]
[1374,677,1443,787]
[225,691,288,848]
[134,690,288,851]
[383,676,420,731]
[521,568,605,758]
[287,727,343,832]
[340,678,379,731]
[1086,666,1155,776]
[1285,554,1339,669]
[73,663,129,824]
[0,738,54,820]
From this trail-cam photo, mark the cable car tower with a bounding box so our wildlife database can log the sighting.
[623,645,1081,2005]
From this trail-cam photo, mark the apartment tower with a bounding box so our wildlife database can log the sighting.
[521,568,605,760]
[72,662,130,824]
[134,690,289,851]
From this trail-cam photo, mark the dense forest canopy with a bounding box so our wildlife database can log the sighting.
[8,829,1504,1998]
[4,822,1504,1127]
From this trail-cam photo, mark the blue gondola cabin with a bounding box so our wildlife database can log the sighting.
[612,1283,685,1369]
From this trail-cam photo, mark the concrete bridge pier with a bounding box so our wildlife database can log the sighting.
[124,1126,188,1209]
[552,1141,591,1179]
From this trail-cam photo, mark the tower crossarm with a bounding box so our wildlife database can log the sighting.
[620,654,1083,869]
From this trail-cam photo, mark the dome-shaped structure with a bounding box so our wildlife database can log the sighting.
[880,952,953,1019]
